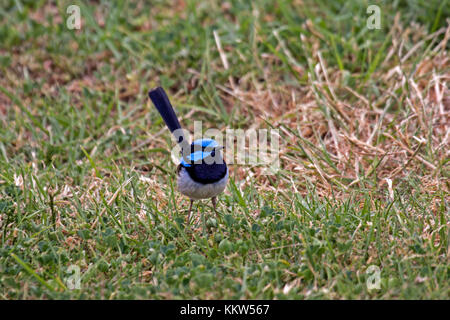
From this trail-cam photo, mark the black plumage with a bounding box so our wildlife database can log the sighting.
[184,160,227,184]
[182,142,227,184]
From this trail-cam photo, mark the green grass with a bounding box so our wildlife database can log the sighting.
[0,0,448,299]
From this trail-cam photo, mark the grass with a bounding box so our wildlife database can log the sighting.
[0,0,449,299]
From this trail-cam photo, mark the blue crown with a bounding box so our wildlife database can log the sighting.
[180,139,221,167]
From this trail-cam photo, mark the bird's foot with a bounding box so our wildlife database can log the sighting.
[211,196,222,222]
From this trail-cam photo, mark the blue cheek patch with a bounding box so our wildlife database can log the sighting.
[180,150,212,167]
[192,139,220,148]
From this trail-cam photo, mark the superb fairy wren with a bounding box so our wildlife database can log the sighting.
[148,87,228,222]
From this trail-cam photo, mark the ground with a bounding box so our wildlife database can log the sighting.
[0,0,448,299]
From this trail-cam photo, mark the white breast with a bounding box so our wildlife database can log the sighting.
[177,166,228,200]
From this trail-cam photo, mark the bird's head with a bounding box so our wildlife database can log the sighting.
[180,139,224,167]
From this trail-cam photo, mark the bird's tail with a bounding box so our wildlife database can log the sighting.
[148,87,189,146]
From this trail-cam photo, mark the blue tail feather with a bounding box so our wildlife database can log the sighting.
[148,87,187,145]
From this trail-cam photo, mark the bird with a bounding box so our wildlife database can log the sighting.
[148,87,228,223]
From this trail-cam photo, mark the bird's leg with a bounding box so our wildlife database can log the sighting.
[211,197,219,218]
[187,199,193,225]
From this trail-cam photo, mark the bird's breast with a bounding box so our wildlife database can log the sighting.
[177,165,228,200]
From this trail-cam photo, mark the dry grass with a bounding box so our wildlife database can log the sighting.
[217,21,449,202]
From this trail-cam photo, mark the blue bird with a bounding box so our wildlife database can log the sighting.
[148,87,228,222]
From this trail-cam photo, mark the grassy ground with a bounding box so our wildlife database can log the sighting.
[0,0,449,299]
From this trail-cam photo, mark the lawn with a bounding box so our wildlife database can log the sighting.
[0,0,448,299]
